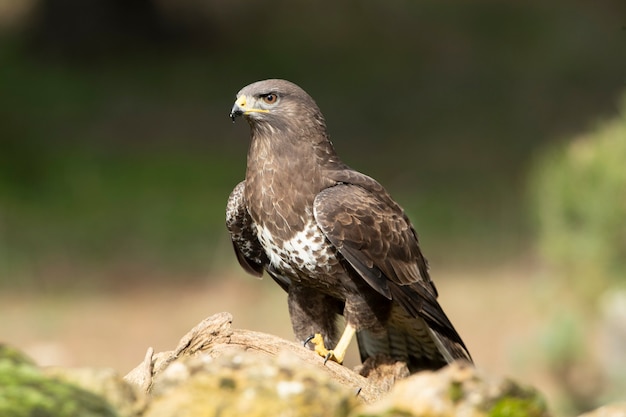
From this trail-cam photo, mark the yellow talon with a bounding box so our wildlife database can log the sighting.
[308,333,339,363]
[307,333,342,364]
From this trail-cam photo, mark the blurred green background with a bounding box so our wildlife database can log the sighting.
[1,0,625,414]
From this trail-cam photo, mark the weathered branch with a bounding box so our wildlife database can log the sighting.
[124,312,387,402]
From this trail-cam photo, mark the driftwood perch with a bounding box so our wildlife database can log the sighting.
[0,313,557,417]
[124,312,392,402]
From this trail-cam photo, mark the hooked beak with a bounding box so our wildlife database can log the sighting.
[229,94,269,122]
[229,106,242,122]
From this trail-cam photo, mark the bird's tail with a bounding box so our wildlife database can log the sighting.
[356,314,471,373]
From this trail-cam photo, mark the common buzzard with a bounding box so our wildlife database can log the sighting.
[227,79,472,372]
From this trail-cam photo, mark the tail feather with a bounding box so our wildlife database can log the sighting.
[356,310,472,373]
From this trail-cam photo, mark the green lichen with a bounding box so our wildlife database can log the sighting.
[487,378,549,417]
[448,380,464,403]
[489,396,548,417]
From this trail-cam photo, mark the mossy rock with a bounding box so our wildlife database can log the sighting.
[0,344,118,417]
[143,351,358,417]
[353,361,549,417]
[488,392,548,417]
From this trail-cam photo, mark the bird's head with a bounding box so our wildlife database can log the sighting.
[230,79,327,135]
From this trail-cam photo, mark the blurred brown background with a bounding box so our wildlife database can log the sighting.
[1,1,625,414]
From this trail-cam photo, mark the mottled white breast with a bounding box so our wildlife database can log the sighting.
[255,220,335,277]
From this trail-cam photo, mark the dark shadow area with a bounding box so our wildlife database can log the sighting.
[0,1,624,284]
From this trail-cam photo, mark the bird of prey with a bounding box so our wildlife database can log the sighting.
[226,79,472,372]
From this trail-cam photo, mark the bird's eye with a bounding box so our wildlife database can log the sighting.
[262,93,277,104]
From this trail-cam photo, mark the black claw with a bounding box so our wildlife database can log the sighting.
[323,352,332,365]
[303,335,315,347]
[355,387,362,397]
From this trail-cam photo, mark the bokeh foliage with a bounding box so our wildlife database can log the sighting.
[529,93,626,413]
[531,94,626,304]
[1,0,625,288]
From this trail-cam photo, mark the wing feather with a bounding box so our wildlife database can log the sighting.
[314,177,471,362]
[313,182,431,292]
[226,181,266,277]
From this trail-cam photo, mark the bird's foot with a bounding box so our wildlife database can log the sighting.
[304,334,344,364]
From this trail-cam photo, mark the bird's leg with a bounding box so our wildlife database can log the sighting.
[305,323,356,364]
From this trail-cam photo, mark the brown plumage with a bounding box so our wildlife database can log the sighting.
[226,79,472,372]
